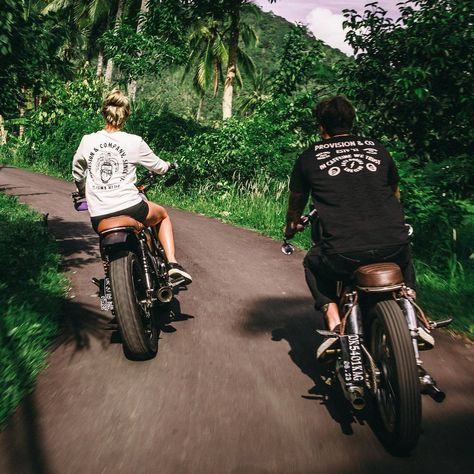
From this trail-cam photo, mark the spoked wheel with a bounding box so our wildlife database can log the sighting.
[110,251,158,360]
[370,300,421,453]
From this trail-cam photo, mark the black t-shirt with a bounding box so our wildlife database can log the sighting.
[290,135,409,254]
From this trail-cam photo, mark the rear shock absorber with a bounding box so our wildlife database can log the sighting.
[138,234,154,294]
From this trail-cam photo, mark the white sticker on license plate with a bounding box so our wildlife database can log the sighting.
[100,277,114,311]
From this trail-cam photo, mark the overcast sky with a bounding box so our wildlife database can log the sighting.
[254,1,402,55]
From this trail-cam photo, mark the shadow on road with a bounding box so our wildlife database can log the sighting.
[46,216,100,271]
[243,296,474,463]
[243,296,362,436]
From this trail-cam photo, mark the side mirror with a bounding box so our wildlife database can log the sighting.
[281,240,295,255]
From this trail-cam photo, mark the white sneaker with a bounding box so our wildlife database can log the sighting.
[316,337,338,360]
[417,326,434,349]
[168,263,192,283]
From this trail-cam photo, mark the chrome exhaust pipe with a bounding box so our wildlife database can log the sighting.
[420,372,446,403]
[348,386,366,410]
[426,385,446,403]
[157,286,173,303]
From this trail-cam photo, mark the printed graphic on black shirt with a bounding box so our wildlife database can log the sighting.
[289,136,407,254]
[87,142,129,191]
[314,139,381,177]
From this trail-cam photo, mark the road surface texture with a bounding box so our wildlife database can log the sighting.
[0,166,473,474]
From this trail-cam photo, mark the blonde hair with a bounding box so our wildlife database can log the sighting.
[102,89,130,128]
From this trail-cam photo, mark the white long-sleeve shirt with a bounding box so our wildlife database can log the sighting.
[72,130,169,217]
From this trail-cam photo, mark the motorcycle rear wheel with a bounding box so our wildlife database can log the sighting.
[370,299,421,453]
[110,251,158,360]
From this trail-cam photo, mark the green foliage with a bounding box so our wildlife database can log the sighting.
[342,0,473,199]
[12,72,104,178]
[0,2,72,117]
[0,193,66,423]
[273,25,324,96]
[0,0,20,56]
[102,0,190,82]
[340,0,474,270]
[126,102,210,151]
[159,90,318,186]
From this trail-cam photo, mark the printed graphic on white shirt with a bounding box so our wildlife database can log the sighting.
[316,140,381,177]
[88,142,130,191]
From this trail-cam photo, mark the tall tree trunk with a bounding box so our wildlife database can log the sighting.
[196,95,204,121]
[96,47,104,77]
[128,0,149,100]
[0,114,6,145]
[222,1,241,120]
[105,0,125,85]
[19,86,26,138]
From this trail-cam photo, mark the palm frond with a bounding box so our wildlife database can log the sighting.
[236,48,256,77]
[42,0,71,14]
[240,22,258,48]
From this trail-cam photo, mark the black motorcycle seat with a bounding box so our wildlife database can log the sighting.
[354,262,403,288]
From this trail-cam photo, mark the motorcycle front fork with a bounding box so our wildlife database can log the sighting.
[396,296,422,364]
[396,294,446,402]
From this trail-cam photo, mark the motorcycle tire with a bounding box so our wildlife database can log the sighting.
[370,299,421,453]
[110,251,158,360]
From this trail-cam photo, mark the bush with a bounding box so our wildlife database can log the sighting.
[0,194,66,423]
[13,74,104,178]
[161,92,319,188]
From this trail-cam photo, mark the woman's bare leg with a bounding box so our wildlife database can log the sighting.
[156,217,176,263]
[145,202,177,263]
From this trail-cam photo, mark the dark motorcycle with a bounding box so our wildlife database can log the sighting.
[282,209,452,453]
[72,167,186,360]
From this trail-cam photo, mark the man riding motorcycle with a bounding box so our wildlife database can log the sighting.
[284,95,432,358]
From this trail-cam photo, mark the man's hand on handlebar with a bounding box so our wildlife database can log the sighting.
[284,221,305,239]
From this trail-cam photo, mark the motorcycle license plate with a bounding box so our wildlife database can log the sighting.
[99,278,114,311]
[339,335,364,385]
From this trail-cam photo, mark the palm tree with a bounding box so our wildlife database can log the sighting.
[183,19,228,120]
[238,70,270,116]
[127,0,149,100]
[104,0,125,84]
[41,0,114,77]
[221,0,259,119]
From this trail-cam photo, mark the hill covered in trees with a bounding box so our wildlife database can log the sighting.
[125,7,349,121]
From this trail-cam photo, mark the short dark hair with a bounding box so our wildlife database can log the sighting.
[313,96,355,136]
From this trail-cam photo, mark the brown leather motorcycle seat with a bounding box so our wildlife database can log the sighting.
[354,262,403,288]
[97,216,145,234]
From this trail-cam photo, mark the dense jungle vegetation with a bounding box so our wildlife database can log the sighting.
[0,0,473,336]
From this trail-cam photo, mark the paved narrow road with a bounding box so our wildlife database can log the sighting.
[0,166,473,474]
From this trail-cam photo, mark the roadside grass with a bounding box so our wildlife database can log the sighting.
[416,262,474,337]
[0,193,67,424]
[151,179,474,339]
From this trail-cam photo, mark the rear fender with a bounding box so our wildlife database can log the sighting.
[100,229,139,260]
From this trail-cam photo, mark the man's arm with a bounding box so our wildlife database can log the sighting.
[392,184,401,201]
[285,190,309,238]
[285,153,310,238]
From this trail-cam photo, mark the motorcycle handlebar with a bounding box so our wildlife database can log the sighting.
[136,162,179,188]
